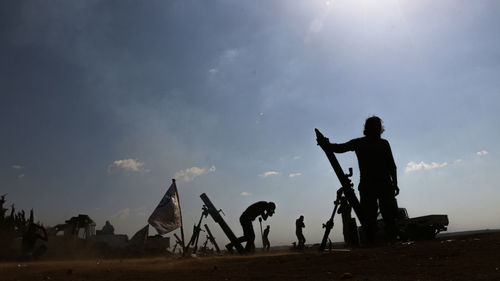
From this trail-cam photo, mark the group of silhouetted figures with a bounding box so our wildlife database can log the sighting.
[2,116,400,258]
[234,116,400,251]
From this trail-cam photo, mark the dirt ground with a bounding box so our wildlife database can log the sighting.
[1,232,500,281]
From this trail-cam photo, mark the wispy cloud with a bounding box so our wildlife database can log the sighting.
[108,158,148,173]
[289,172,302,178]
[209,48,242,76]
[304,2,332,42]
[240,192,251,196]
[135,207,147,217]
[405,161,448,173]
[111,208,130,219]
[18,174,25,179]
[293,156,301,160]
[223,48,240,60]
[476,150,488,156]
[259,171,279,178]
[111,207,146,220]
[174,165,216,182]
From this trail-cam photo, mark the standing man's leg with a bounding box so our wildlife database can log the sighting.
[379,186,399,242]
[360,188,378,245]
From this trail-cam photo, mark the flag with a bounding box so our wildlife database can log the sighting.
[129,225,149,246]
[148,182,182,235]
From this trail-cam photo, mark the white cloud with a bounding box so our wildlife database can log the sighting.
[259,171,279,178]
[111,208,130,220]
[108,158,148,173]
[208,68,217,74]
[289,172,302,178]
[293,156,301,160]
[18,174,25,179]
[454,159,463,164]
[12,164,23,169]
[174,165,216,182]
[240,192,251,196]
[405,161,448,173]
[476,150,488,156]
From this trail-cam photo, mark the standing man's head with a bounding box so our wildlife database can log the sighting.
[363,116,384,137]
[266,225,270,230]
[299,215,304,221]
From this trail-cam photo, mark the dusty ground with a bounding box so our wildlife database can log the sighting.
[2,232,500,281]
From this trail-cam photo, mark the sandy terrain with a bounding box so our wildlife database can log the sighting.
[2,232,500,281]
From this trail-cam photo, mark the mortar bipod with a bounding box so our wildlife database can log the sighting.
[319,188,343,251]
[188,205,209,254]
[200,193,246,254]
[204,224,221,253]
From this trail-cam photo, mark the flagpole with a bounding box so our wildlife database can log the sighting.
[172,179,186,255]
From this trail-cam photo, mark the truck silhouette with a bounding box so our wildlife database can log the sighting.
[358,207,449,243]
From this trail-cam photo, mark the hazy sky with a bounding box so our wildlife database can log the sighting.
[2,0,499,246]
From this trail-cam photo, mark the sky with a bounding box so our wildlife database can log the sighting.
[1,0,500,247]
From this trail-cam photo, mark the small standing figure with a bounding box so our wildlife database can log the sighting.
[295,215,306,249]
[262,225,271,251]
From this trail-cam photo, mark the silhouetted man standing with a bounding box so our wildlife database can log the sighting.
[327,116,399,244]
[295,215,306,249]
[238,201,275,252]
[262,225,270,251]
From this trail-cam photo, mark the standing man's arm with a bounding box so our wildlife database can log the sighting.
[391,168,399,196]
[387,142,399,196]
[330,139,357,153]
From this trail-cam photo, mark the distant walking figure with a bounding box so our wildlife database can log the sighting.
[263,225,271,251]
[295,215,306,249]
[326,116,399,244]
[237,201,275,252]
